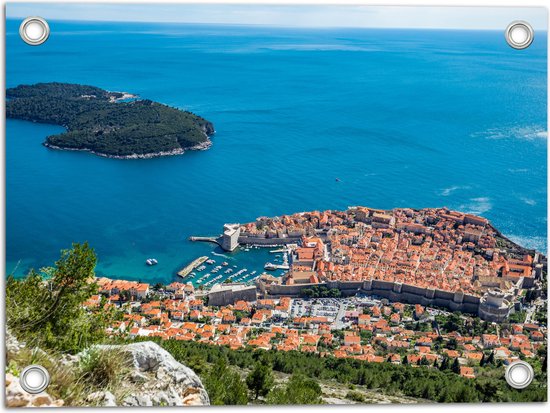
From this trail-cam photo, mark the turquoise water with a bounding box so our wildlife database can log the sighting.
[6,20,547,285]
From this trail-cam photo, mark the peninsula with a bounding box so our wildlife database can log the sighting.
[193,206,545,322]
[6,83,215,159]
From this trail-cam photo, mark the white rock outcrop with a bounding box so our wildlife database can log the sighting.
[94,341,210,406]
[6,331,209,407]
[86,391,117,407]
[6,331,25,354]
[5,332,64,407]
[5,373,64,408]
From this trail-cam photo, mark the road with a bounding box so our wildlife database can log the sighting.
[524,302,538,324]
[334,302,347,329]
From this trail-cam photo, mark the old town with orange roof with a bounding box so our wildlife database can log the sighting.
[88,207,546,382]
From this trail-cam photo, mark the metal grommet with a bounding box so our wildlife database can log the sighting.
[505,21,534,50]
[19,16,50,46]
[19,365,50,394]
[505,361,534,389]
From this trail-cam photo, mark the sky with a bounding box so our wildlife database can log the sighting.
[6,3,548,30]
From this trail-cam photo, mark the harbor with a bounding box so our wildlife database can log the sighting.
[177,246,289,289]
[264,250,290,271]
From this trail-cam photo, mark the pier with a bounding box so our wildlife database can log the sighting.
[189,236,222,247]
[269,245,296,253]
[190,223,301,252]
[265,263,290,270]
[177,256,209,278]
[265,252,290,271]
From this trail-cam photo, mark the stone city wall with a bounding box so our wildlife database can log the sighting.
[263,279,482,315]
[208,286,257,307]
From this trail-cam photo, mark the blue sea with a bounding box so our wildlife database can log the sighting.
[5,19,548,285]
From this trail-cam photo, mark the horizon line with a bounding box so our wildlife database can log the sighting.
[6,17,549,33]
[6,4,548,31]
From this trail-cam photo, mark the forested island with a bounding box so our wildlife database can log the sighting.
[6,83,215,159]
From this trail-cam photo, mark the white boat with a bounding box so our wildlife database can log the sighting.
[197,273,210,283]
[146,258,158,266]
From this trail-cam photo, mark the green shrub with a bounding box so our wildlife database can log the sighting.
[345,390,365,402]
[266,374,323,405]
[78,347,132,389]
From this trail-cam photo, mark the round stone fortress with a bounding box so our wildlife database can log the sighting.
[478,289,512,322]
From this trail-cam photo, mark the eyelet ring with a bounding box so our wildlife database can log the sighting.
[19,17,50,46]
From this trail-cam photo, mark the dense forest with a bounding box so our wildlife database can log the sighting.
[6,82,214,158]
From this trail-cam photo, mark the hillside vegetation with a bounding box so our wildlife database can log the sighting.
[147,338,547,404]
[6,83,214,158]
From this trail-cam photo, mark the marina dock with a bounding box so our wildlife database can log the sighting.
[264,263,290,270]
[178,256,209,278]
[270,248,288,253]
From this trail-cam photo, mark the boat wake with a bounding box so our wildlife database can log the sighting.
[211,251,233,259]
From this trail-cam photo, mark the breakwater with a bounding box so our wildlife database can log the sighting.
[178,256,209,278]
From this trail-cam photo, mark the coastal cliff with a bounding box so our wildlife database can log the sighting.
[6,82,215,159]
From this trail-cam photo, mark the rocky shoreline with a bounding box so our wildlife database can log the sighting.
[108,91,138,102]
[43,137,212,160]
